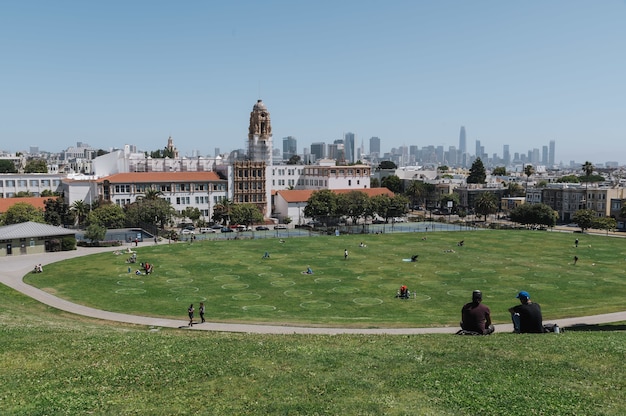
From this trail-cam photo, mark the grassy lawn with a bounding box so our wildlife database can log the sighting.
[25,230,626,327]
[0,282,625,415]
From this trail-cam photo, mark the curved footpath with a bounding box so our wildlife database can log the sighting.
[1,241,624,335]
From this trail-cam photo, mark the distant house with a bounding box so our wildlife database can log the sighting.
[0,221,76,256]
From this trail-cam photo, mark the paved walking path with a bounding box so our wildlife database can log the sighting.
[1,241,624,335]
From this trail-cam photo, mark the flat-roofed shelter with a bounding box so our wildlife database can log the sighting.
[0,221,76,256]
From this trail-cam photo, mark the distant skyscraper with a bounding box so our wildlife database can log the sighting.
[310,142,326,161]
[475,140,482,159]
[542,145,548,165]
[344,132,355,163]
[459,126,467,155]
[369,136,380,155]
[282,136,297,161]
[549,140,556,166]
[502,145,510,166]
[214,148,220,157]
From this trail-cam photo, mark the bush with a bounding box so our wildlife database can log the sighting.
[61,236,77,251]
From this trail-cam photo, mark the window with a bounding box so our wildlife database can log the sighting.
[18,180,27,187]
[30,180,39,187]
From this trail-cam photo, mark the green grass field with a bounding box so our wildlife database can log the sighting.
[25,230,626,327]
[3,230,626,415]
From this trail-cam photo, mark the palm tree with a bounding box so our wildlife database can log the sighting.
[524,164,534,194]
[71,200,90,228]
[474,192,498,222]
[582,161,594,191]
[138,188,163,201]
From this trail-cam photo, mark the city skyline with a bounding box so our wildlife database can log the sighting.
[1,1,625,165]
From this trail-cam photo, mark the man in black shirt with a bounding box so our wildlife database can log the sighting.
[460,290,495,335]
[509,291,544,333]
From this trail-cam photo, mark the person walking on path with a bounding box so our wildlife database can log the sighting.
[188,304,195,327]
[199,302,205,323]
[344,249,349,260]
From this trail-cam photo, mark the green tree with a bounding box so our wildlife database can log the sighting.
[212,197,233,225]
[370,177,380,188]
[84,224,106,243]
[509,203,557,228]
[474,192,498,221]
[388,194,409,218]
[593,216,616,235]
[286,155,301,165]
[1,202,45,225]
[337,191,370,225]
[125,197,174,231]
[229,203,263,226]
[581,161,595,192]
[467,158,486,184]
[304,190,338,224]
[87,203,126,229]
[71,200,90,228]
[507,182,525,197]
[24,159,48,173]
[0,159,18,173]
[378,161,397,170]
[439,194,460,213]
[181,207,202,226]
[492,166,507,176]
[524,164,534,193]
[44,196,74,226]
[14,191,34,197]
[556,175,580,183]
[371,194,392,222]
[572,209,596,233]
[381,175,402,193]
[405,181,426,208]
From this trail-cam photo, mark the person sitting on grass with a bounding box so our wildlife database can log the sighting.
[411,254,418,262]
[508,291,544,334]
[459,290,495,335]
[301,267,314,275]
[263,252,270,259]
[395,285,410,299]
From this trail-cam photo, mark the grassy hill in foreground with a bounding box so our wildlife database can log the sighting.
[2,243,625,414]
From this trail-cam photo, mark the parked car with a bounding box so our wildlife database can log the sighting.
[181,229,195,235]
[199,227,215,233]
[220,227,234,233]
[210,224,223,230]
[372,219,386,224]
[274,224,288,230]
[255,225,270,231]
[236,225,251,232]
[392,217,407,223]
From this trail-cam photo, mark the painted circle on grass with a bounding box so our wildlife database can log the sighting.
[175,296,207,303]
[500,275,526,281]
[249,265,272,271]
[378,283,400,291]
[332,287,360,294]
[446,289,470,297]
[470,269,496,274]
[169,287,199,293]
[270,280,296,287]
[568,280,596,287]
[461,277,487,284]
[165,269,191,275]
[166,278,193,284]
[353,297,383,305]
[529,283,559,290]
[486,287,519,296]
[378,266,399,272]
[603,277,626,284]
[221,283,249,290]
[257,272,283,278]
[115,288,146,295]
[435,271,459,277]
[284,290,313,298]
[412,294,432,301]
[116,280,144,286]
[315,277,341,284]
[300,301,331,310]
[210,268,233,273]
[568,270,595,277]
[533,272,561,279]
[242,305,275,312]
[357,275,382,282]
[213,275,240,282]
[420,280,448,287]
[233,293,261,301]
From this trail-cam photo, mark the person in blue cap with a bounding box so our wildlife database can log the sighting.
[508,291,544,333]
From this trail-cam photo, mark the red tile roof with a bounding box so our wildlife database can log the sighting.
[97,171,223,183]
[276,188,394,203]
[0,197,56,213]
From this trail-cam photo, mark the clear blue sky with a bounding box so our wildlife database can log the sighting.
[1,1,625,165]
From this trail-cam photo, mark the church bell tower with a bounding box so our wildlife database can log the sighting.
[247,99,272,164]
